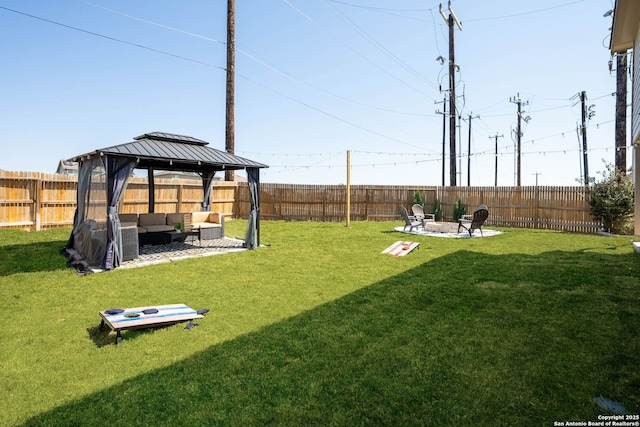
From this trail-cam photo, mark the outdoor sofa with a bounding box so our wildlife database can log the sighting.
[190,211,225,240]
[120,212,225,246]
[77,220,139,265]
[74,212,225,266]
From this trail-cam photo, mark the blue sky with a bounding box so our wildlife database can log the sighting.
[0,0,622,186]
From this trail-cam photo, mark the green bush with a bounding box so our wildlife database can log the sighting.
[453,197,467,221]
[432,198,443,221]
[413,189,424,207]
[589,163,634,234]
[618,217,635,235]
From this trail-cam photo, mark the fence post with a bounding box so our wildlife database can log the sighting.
[345,150,350,226]
[177,182,183,213]
[233,184,238,218]
[35,173,42,231]
[365,187,370,220]
[534,184,540,229]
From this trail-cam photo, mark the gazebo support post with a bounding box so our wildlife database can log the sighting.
[147,168,155,213]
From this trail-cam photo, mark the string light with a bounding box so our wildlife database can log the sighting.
[259,142,632,175]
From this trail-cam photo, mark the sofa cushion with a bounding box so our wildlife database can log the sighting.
[139,213,166,227]
[142,224,175,233]
[192,222,221,229]
[192,212,211,224]
[166,213,187,227]
[118,213,138,224]
[191,212,222,225]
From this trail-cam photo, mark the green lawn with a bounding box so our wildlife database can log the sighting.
[1,221,639,426]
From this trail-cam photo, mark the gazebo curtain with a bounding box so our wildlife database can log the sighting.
[244,167,260,249]
[66,157,108,266]
[76,160,94,227]
[103,156,136,270]
[65,159,94,250]
[200,170,216,211]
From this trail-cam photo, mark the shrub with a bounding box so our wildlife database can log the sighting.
[453,197,467,221]
[432,198,443,221]
[413,190,424,207]
[589,163,634,234]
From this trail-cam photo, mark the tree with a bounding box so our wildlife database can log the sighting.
[453,197,467,221]
[589,163,634,233]
[413,189,424,207]
[432,199,443,221]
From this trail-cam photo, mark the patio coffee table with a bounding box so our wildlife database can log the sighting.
[165,230,200,244]
[99,303,204,345]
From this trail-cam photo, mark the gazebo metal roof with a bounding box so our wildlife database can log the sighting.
[68,132,268,173]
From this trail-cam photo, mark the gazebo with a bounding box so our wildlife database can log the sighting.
[64,132,268,271]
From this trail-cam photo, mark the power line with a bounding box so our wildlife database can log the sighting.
[464,1,585,23]
[1,4,435,151]
[327,1,587,27]
[72,0,614,144]
[282,0,434,99]
[242,118,618,161]
[327,1,435,12]
[0,5,223,68]
[78,0,433,117]
[236,73,433,151]
[319,0,439,91]
[7,2,620,182]
[76,0,226,43]
[326,0,439,23]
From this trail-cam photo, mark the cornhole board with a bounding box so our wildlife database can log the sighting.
[382,241,420,256]
[99,303,203,345]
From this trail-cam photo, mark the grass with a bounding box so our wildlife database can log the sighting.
[1,221,639,426]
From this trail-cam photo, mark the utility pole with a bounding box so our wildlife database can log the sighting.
[615,52,628,175]
[225,0,235,182]
[435,97,447,186]
[440,2,462,186]
[510,94,529,186]
[532,172,541,186]
[463,113,479,186]
[457,115,462,185]
[605,9,628,176]
[579,90,593,186]
[490,134,503,187]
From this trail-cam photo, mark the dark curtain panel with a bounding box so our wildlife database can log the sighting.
[244,167,260,248]
[65,160,92,250]
[200,170,216,211]
[103,156,136,270]
[67,157,108,267]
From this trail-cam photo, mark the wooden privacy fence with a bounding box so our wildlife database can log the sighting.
[1,171,601,233]
[0,171,78,229]
[0,171,237,230]
[235,183,601,233]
